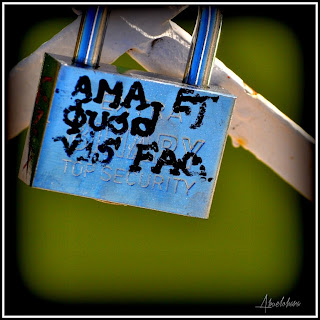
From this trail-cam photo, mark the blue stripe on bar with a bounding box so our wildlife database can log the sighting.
[76,6,106,67]
[86,7,104,64]
[76,7,96,65]
[184,7,221,87]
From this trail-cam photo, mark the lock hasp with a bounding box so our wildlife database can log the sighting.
[19,53,235,219]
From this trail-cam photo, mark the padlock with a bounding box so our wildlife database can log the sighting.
[19,6,236,219]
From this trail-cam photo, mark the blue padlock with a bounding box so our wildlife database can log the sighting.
[19,6,236,218]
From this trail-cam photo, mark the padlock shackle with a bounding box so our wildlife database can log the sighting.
[73,6,110,68]
[183,6,222,88]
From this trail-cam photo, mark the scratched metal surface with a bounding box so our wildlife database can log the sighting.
[20,53,235,219]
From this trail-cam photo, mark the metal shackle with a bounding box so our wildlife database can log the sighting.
[72,5,222,87]
[183,6,223,88]
[73,6,110,68]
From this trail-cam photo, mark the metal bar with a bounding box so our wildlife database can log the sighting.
[73,6,109,68]
[183,6,222,88]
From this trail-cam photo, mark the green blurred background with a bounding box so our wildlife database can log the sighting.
[5,4,315,316]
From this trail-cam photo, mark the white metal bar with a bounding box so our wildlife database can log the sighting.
[6,6,315,201]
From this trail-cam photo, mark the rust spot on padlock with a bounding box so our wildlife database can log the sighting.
[25,58,58,180]
[33,109,44,126]
[35,89,46,105]
[35,77,52,104]
[42,76,53,83]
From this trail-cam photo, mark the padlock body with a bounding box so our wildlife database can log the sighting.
[19,53,235,218]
